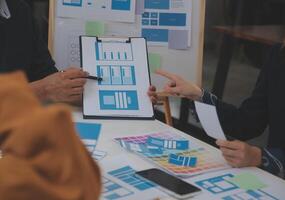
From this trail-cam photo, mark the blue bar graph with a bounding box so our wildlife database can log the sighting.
[95,41,134,61]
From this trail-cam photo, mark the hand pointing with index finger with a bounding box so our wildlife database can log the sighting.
[155,69,203,101]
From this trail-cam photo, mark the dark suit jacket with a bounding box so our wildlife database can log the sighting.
[217,44,285,148]
[0,0,57,82]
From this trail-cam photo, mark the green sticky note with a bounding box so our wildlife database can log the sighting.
[85,21,105,36]
[228,173,267,190]
[148,53,161,73]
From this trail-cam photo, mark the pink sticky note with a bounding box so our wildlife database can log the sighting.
[136,0,145,15]
[168,30,189,50]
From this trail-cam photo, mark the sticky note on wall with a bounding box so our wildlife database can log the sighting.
[148,53,161,73]
[135,0,145,15]
[85,21,105,37]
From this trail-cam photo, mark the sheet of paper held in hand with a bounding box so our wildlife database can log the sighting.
[81,36,154,119]
[194,101,227,140]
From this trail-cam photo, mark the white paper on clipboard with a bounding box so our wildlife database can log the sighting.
[81,36,154,119]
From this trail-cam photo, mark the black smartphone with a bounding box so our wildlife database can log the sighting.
[136,168,201,199]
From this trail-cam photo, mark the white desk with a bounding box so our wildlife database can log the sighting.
[73,110,285,200]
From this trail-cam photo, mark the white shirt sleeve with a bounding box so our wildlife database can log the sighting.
[0,0,11,19]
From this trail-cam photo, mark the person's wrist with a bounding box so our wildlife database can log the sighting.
[185,87,204,101]
[250,146,262,167]
[191,87,203,101]
[30,79,49,101]
[197,88,203,100]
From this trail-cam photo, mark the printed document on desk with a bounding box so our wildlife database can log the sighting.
[81,36,154,119]
[100,155,167,200]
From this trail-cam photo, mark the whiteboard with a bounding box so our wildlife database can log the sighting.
[48,0,206,118]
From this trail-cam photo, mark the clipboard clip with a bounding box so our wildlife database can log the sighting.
[96,37,131,43]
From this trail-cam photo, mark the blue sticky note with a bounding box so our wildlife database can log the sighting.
[159,13,187,26]
[142,12,150,18]
[176,140,189,150]
[75,122,101,140]
[147,137,189,150]
[147,137,165,148]
[142,28,169,42]
[63,0,82,7]
[169,154,183,166]
[144,0,170,9]
[146,146,163,154]
[189,157,197,167]
[111,0,131,11]
[151,12,158,18]
[169,154,197,167]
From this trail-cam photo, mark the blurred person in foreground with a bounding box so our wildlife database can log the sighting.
[0,71,101,199]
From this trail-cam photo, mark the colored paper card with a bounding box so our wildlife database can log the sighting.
[148,53,161,73]
[169,154,197,167]
[75,122,101,156]
[115,132,229,177]
[85,21,105,37]
[146,145,163,155]
[92,150,107,161]
[119,139,145,152]
[194,101,227,140]
[168,30,189,50]
[147,137,189,150]
[228,173,267,190]
[135,0,145,15]
[119,140,163,155]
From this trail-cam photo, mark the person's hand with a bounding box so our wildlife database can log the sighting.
[40,67,88,103]
[155,69,203,101]
[216,140,262,168]
[147,85,158,104]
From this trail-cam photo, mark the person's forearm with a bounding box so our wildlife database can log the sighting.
[29,79,48,101]
[250,146,262,167]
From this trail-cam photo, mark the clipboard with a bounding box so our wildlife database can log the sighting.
[80,36,155,120]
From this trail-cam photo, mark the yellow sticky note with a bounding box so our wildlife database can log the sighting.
[85,21,105,37]
[148,53,161,73]
[228,173,267,190]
